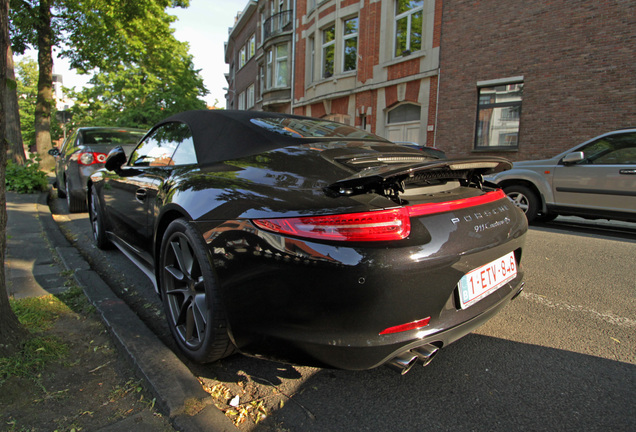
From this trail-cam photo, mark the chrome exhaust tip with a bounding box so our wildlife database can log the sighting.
[412,344,439,367]
[511,281,525,301]
[386,352,419,375]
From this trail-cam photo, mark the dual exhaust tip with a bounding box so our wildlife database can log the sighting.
[387,344,439,375]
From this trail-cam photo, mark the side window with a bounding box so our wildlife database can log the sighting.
[129,123,196,167]
[171,133,197,165]
[61,130,78,154]
[581,133,636,165]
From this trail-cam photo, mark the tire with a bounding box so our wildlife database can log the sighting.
[504,184,540,223]
[66,177,87,213]
[160,219,234,363]
[57,177,66,198]
[89,188,111,249]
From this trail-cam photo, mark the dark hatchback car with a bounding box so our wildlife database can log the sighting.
[89,111,527,374]
[49,127,146,212]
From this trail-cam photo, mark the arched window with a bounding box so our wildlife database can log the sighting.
[386,103,421,143]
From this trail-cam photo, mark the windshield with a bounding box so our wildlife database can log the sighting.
[250,117,385,141]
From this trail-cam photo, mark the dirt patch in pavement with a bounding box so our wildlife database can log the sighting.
[0,295,174,432]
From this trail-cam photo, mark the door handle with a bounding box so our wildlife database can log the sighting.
[135,189,147,201]
[619,169,636,175]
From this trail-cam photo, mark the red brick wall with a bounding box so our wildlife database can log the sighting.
[427,75,438,145]
[319,4,336,19]
[436,0,636,161]
[311,102,326,118]
[331,96,349,114]
[294,36,306,100]
[387,58,420,81]
[385,85,398,108]
[357,0,381,84]
[355,90,378,132]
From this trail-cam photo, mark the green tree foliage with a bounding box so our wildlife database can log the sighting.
[9,0,206,148]
[15,57,62,149]
[66,52,207,129]
[14,58,36,149]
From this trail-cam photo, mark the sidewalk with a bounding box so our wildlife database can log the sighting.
[5,192,68,299]
[4,191,235,432]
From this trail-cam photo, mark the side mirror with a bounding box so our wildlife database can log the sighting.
[48,148,60,157]
[105,146,127,171]
[562,151,584,165]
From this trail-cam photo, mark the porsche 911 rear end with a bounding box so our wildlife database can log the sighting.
[194,142,527,374]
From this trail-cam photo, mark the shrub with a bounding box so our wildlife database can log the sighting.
[5,158,48,193]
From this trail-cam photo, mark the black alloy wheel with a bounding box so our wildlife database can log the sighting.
[89,188,110,249]
[160,219,233,363]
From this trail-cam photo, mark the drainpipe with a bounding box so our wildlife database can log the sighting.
[433,67,440,147]
[291,0,297,114]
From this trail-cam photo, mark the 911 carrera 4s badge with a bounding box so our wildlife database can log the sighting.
[458,251,517,309]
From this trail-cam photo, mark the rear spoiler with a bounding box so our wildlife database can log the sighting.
[324,157,512,197]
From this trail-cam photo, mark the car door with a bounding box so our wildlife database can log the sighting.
[101,122,195,262]
[552,132,636,215]
[56,130,79,189]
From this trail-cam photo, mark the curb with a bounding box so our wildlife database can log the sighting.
[37,191,236,432]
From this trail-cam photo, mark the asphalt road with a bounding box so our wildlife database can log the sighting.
[50,195,636,432]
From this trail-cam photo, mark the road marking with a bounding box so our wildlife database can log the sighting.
[520,292,636,328]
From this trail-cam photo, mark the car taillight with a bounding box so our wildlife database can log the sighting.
[407,189,506,217]
[252,189,507,242]
[253,208,411,242]
[380,317,431,335]
[78,152,108,165]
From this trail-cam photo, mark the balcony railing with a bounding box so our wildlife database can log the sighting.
[264,10,293,40]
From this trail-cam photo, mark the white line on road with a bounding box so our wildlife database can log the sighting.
[521,292,636,328]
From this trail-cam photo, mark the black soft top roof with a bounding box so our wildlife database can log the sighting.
[155,110,387,165]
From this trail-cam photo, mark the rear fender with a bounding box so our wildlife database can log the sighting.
[488,168,554,213]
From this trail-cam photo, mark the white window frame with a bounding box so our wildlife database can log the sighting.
[308,35,315,83]
[394,0,424,57]
[247,84,255,108]
[238,91,246,110]
[275,44,288,88]
[259,65,264,99]
[249,34,256,59]
[322,24,335,79]
[239,46,246,68]
[342,17,358,72]
[266,49,273,88]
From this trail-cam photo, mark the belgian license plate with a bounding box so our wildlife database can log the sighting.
[458,252,517,309]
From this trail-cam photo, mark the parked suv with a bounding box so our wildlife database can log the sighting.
[487,129,636,223]
[49,127,146,212]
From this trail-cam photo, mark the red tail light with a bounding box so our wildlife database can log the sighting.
[252,190,507,242]
[253,208,411,242]
[78,152,108,165]
[380,317,431,335]
[407,189,506,217]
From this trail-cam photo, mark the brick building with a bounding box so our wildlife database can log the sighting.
[224,0,294,113]
[292,0,442,146]
[435,0,636,161]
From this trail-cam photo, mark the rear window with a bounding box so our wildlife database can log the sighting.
[83,130,145,145]
[250,117,384,140]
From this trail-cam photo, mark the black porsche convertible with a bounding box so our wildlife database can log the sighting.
[88,110,527,374]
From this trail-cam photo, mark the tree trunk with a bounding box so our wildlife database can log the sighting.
[34,0,54,171]
[0,0,29,358]
[5,43,27,165]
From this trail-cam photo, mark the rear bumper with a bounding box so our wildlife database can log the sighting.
[232,267,525,370]
[199,202,527,370]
